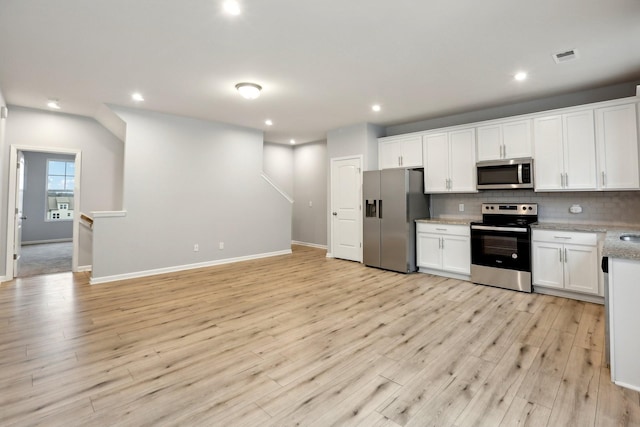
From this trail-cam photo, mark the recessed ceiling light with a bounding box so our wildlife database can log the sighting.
[372,104,381,112]
[290,139,296,145]
[265,119,273,126]
[131,92,144,102]
[514,72,528,81]
[47,99,61,110]
[223,0,241,15]
[235,82,262,100]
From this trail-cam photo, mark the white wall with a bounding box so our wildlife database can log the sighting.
[1,106,124,278]
[293,140,327,247]
[263,142,293,197]
[91,107,292,281]
[0,89,6,278]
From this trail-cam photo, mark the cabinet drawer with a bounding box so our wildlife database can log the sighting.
[532,229,597,246]
[417,222,470,236]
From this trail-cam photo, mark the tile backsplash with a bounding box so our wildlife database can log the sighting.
[431,190,640,226]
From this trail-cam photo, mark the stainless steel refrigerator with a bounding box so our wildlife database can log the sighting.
[363,169,430,273]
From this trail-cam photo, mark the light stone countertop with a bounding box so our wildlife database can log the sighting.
[531,222,611,233]
[532,222,640,261]
[603,230,640,261]
[415,218,479,225]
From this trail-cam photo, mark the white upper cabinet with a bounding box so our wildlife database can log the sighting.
[477,119,532,161]
[423,128,476,193]
[595,103,640,190]
[378,135,423,169]
[533,110,597,191]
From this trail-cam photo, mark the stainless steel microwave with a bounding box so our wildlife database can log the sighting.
[476,158,534,190]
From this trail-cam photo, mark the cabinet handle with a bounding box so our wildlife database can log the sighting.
[441,238,444,250]
[602,171,606,187]
[499,145,503,158]
[436,228,447,231]
[554,236,571,239]
[559,248,563,263]
[564,248,568,263]
[400,156,403,166]
[560,173,565,188]
[502,144,506,158]
[565,173,569,188]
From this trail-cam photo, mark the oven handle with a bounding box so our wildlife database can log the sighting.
[471,225,529,233]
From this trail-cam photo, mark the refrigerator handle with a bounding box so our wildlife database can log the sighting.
[378,199,382,219]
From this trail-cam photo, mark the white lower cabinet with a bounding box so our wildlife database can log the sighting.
[532,229,601,298]
[417,223,470,279]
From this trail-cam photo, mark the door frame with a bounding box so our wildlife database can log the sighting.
[329,155,363,262]
[5,145,82,279]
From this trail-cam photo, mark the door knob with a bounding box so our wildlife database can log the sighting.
[20,216,27,220]
[332,212,337,216]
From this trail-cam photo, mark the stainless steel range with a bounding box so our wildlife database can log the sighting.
[470,203,538,292]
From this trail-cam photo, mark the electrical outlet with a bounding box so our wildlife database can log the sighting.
[193,244,199,252]
[219,242,224,250]
[459,203,464,212]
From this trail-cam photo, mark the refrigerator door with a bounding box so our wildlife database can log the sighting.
[363,171,381,268]
[380,169,410,272]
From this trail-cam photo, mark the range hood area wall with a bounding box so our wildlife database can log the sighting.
[431,190,640,226]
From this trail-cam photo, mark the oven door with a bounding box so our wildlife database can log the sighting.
[470,224,531,272]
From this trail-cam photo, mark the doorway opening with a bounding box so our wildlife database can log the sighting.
[5,145,82,279]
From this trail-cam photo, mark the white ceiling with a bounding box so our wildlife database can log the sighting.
[1,0,639,144]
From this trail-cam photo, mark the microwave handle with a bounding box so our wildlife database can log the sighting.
[517,164,523,184]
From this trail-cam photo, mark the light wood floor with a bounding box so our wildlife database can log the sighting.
[1,245,639,426]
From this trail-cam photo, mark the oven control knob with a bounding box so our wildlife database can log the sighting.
[512,253,518,259]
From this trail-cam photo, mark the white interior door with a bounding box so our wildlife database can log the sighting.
[13,152,25,275]
[330,156,362,262]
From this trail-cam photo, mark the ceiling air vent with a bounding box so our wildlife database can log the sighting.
[552,49,579,64]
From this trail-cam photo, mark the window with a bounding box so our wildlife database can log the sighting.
[46,159,75,221]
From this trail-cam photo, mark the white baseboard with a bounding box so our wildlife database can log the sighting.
[76,265,92,273]
[326,252,334,258]
[90,249,292,285]
[22,238,73,245]
[291,240,327,250]
[0,275,10,284]
[533,285,604,304]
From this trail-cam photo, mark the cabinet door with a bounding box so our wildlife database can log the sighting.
[449,128,477,193]
[379,141,401,169]
[502,120,532,159]
[563,110,597,190]
[533,115,564,191]
[596,103,640,190]
[442,236,470,274]
[423,133,450,192]
[416,233,442,269]
[476,124,502,161]
[532,241,564,289]
[563,244,599,294]
[401,136,423,168]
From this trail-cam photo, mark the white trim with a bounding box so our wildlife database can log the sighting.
[614,380,640,393]
[417,268,470,281]
[0,276,10,284]
[261,173,294,204]
[89,249,292,285]
[22,238,73,245]
[6,145,82,279]
[77,265,92,272]
[533,285,604,304]
[92,210,127,218]
[291,240,327,250]
[326,253,334,258]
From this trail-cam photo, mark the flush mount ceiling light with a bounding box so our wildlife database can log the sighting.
[514,72,528,81]
[223,0,241,16]
[47,99,61,110]
[235,82,262,99]
[372,104,381,112]
[290,139,296,145]
[131,92,144,102]
[265,119,273,126]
